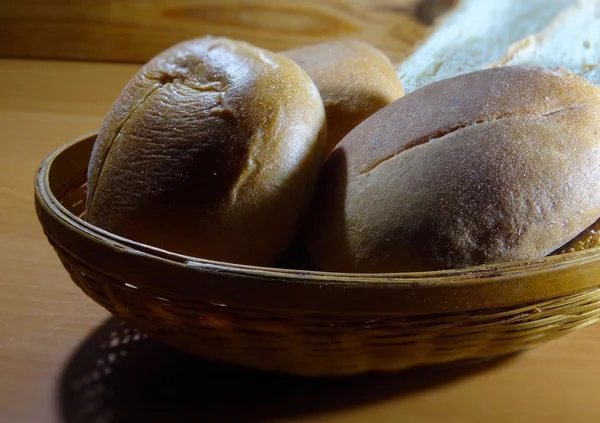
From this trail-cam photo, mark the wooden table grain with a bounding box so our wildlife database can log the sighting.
[0,0,432,65]
[3,58,600,423]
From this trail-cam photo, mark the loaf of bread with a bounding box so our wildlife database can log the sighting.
[492,0,600,85]
[85,36,327,266]
[396,0,575,94]
[306,66,600,273]
[284,39,403,154]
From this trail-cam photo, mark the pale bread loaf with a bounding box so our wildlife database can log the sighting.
[396,0,576,94]
[493,0,600,84]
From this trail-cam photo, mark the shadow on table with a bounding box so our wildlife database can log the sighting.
[58,317,516,423]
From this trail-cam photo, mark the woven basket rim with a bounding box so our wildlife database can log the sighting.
[36,135,600,375]
[35,132,600,288]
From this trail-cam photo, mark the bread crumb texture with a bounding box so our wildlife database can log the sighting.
[396,0,576,93]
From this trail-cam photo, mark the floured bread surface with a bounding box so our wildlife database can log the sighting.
[86,36,327,266]
[396,0,575,94]
[494,0,600,84]
[307,67,600,273]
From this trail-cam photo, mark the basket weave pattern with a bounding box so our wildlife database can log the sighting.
[37,134,600,376]
[50,236,600,375]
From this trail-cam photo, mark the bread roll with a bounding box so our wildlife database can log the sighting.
[284,39,403,154]
[86,36,327,266]
[306,66,600,273]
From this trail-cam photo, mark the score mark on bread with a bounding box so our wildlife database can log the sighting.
[306,66,600,273]
[85,36,327,266]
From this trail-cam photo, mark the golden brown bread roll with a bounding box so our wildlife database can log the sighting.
[85,36,327,266]
[283,39,403,155]
[306,66,600,273]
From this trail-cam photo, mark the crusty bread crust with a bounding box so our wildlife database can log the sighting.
[86,36,327,266]
[284,39,403,155]
[307,66,600,272]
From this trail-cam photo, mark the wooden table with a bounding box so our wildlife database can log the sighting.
[3,58,600,423]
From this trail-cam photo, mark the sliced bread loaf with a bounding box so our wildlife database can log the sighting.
[396,0,576,93]
[493,0,600,84]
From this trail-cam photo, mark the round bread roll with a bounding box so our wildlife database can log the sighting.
[283,39,403,155]
[85,36,327,266]
[306,66,600,273]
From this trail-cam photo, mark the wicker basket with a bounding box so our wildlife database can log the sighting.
[35,133,600,376]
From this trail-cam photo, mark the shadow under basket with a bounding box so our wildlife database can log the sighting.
[35,133,600,376]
